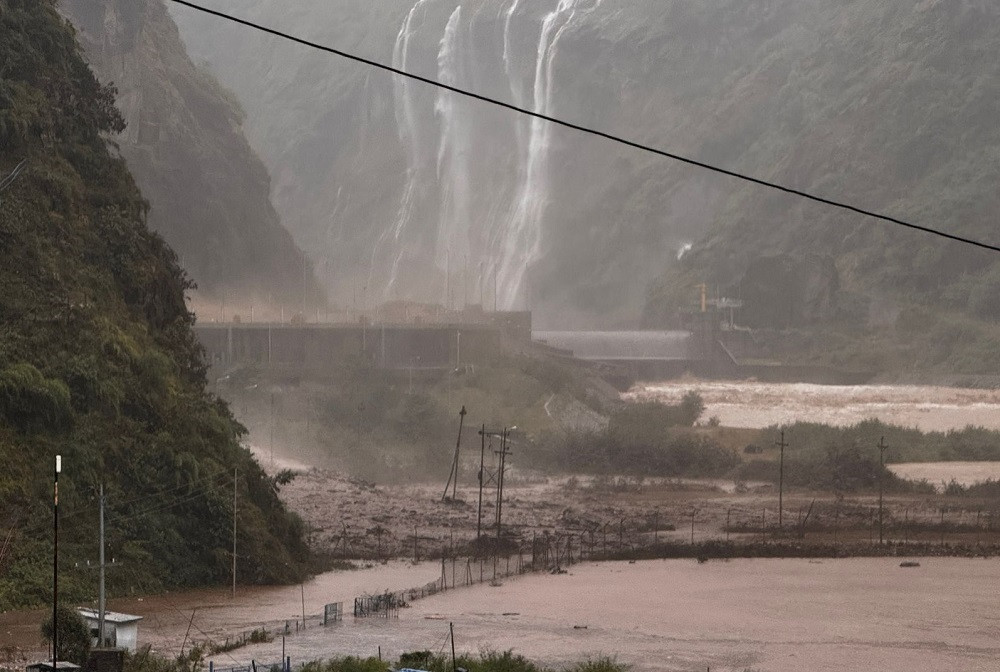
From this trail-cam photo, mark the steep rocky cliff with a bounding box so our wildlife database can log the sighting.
[0,0,310,608]
[60,0,323,309]
[170,0,1000,336]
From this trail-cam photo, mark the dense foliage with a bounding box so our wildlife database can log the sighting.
[41,605,91,665]
[0,0,310,610]
[733,419,1000,493]
[534,393,740,477]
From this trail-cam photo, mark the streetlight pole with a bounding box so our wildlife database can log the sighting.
[53,455,61,667]
[878,436,888,545]
[98,483,106,648]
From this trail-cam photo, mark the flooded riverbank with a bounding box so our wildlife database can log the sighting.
[201,557,1000,672]
[888,461,1000,490]
[628,381,1000,431]
[1,562,440,660]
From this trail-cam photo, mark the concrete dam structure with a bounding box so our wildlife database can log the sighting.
[195,322,503,376]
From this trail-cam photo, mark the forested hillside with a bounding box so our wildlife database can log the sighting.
[59,0,323,310]
[0,0,310,609]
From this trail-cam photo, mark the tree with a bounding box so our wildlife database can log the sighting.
[41,605,91,665]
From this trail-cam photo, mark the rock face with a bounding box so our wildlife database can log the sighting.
[169,0,1000,328]
[61,0,322,307]
[740,254,839,329]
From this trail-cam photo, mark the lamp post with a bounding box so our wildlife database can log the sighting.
[53,455,61,667]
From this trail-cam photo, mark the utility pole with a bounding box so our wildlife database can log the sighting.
[494,429,513,549]
[442,406,467,501]
[476,425,486,539]
[53,455,60,669]
[878,436,888,545]
[450,622,457,672]
[232,467,237,599]
[776,430,788,529]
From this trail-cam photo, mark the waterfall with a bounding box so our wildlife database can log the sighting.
[434,6,470,308]
[495,0,602,309]
[380,0,432,300]
[377,0,603,310]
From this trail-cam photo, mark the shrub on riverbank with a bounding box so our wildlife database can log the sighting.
[532,393,739,478]
[123,651,628,672]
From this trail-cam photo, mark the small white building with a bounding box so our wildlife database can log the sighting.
[76,609,143,652]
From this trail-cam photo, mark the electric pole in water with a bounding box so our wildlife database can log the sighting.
[776,430,787,529]
[495,429,512,540]
[878,436,888,545]
[442,406,467,501]
[476,425,486,539]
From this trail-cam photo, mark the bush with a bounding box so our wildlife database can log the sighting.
[41,605,90,665]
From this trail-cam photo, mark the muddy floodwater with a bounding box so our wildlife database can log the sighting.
[888,461,1000,489]
[628,381,1000,431]
[209,558,1000,672]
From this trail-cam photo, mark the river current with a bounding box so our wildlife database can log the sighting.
[199,558,1000,672]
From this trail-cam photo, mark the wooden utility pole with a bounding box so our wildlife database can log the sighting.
[442,407,467,501]
[476,425,486,539]
[450,622,457,672]
[878,436,888,544]
[495,429,512,540]
[776,430,788,529]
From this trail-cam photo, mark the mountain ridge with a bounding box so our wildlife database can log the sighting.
[60,0,324,312]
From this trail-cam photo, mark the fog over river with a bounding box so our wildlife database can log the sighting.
[203,558,1000,672]
[628,381,1000,432]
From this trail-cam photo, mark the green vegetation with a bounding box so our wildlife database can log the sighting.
[533,393,740,478]
[732,419,1000,493]
[174,651,627,672]
[41,606,91,665]
[117,650,630,672]
[223,351,620,482]
[0,0,310,610]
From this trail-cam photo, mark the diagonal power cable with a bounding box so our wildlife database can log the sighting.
[168,0,1000,255]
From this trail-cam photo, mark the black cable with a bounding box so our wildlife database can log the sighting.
[168,0,1000,255]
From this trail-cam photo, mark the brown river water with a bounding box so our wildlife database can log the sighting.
[8,382,1000,669]
[195,558,1000,672]
[628,381,1000,431]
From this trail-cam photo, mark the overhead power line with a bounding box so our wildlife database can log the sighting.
[168,0,1000,255]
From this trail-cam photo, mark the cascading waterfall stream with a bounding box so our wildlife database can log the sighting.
[380,0,432,300]
[495,0,602,309]
[434,6,471,309]
[377,0,602,310]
